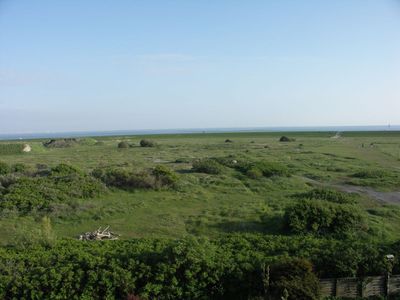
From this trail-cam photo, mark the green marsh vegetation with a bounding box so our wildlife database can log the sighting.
[0,131,400,299]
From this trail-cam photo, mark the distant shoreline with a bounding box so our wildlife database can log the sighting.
[1,125,399,141]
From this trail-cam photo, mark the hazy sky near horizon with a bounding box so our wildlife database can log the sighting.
[1,1,400,134]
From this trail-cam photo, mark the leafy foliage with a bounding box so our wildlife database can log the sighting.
[269,258,320,300]
[294,188,357,204]
[192,158,224,174]
[0,164,106,212]
[284,199,365,235]
[93,167,155,189]
[118,141,130,148]
[12,163,28,173]
[0,161,11,175]
[279,136,295,142]
[152,165,178,187]
[93,166,178,190]
[140,139,156,147]
[0,234,392,299]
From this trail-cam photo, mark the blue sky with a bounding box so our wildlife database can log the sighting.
[0,0,399,133]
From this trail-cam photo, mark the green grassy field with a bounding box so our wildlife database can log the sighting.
[1,131,400,245]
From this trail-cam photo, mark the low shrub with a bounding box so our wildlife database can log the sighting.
[192,159,224,175]
[246,168,263,179]
[140,139,156,147]
[93,168,150,189]
[279,136,295,142]
[284,199,364,235]
[236,161,290,178]
[93,166,177,190]
[12,163,28,173]
[294,188,357,204]
[43,138,78,148]
[0,164,106,212]
[118,141,130,149]
[0,161,11,175]
[152,165,178,187]
[0,174,18,189]
[212,156,239,168]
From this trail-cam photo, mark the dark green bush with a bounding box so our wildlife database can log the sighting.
[93,168,154,189]
[140,139,156,147]
[93,166,177,190]
[118,141,130,148]
[295,188,357,204]
[0,164,106,212]
[246,167,263,179]
[284,199,364,235]
[212,156,239,168]
[0,234,393,299]
[12,163,28,173]
[43,138,78,148]
[279,136,294,142]
[192,158,224,175]
[0,161,10,175]
[152,165,178,187]
[236,161,290,178]
[0,174,18,189]
[269,258,320,300]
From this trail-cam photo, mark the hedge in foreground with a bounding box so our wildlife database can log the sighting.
[0,234,390,300]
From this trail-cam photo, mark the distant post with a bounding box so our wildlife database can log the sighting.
[385,254,395,296]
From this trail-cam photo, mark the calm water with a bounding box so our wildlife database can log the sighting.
[0,125,399,141]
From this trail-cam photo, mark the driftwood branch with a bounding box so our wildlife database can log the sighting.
[78,226,119,241]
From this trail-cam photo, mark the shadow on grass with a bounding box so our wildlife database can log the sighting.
[212,215,285,235]
[176,169,194,174]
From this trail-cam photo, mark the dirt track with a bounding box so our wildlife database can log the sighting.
[333,184,400,205]
[302,176,400,205]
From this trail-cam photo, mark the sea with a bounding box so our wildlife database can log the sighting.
[0,125,399,141]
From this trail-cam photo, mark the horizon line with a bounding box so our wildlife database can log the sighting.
[1,125,399,141]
